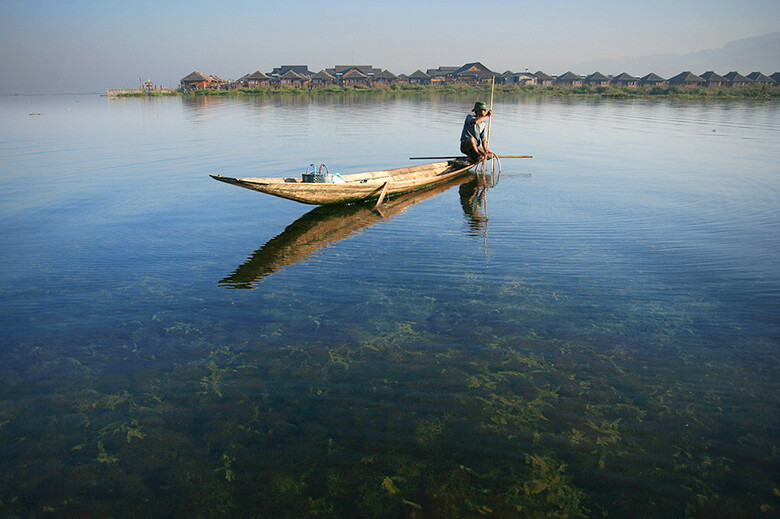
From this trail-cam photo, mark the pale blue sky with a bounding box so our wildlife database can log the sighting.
[1,0,778,93]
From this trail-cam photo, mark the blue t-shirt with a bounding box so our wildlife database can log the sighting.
[460,114,487,146]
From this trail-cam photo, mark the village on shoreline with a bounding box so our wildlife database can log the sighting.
[109,62,780,99]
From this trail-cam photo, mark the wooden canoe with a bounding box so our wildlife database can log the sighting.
[210,160,477,205]
[220,175,481,287]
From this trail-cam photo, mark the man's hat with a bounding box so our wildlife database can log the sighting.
[473,101,487,112]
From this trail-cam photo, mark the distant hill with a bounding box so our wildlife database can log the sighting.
[570,32,780,77]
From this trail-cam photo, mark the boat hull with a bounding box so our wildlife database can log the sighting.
[210,160,476,205]
[219,175,479,287]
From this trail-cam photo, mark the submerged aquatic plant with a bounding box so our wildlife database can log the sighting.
[504,454,587,518]
[95,441,118,464]
[1,291,777,518]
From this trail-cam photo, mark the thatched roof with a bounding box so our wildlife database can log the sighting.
[723,71,751,83]
[747,72,775,83]
[181,71,211,82]
[640,73,666,83]
[585,72,610,82]
[556,71,583,82]
[700,71,727,83]
[668,71,705,84]
[613,72,639,81]
[333,65,381,75]
[272,65,312,76]
[375,69,398,80]
[311,70,335,80]
[534,71,554,81]
[455,62,496,78]
[342,68,369,79]
[246,70,270,80]
[280,70,306,79]
[427,67,458,77]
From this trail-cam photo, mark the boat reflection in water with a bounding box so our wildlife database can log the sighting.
[220,175,489,288]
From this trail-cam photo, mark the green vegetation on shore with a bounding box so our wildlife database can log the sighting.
[117,82,780,100]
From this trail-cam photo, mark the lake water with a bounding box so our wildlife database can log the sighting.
[0,93,778,518]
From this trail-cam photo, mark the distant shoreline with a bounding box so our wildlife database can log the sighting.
[110,83,780,100]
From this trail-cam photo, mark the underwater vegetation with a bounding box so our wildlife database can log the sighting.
[0,178,778,517]
[0,274,778,519]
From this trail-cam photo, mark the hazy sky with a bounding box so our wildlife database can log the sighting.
[1,0,778,93]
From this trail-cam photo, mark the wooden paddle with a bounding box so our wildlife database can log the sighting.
[375,180,391,208]
[409,155,532,160]
[486,75,495,151]
[478,76,497,177]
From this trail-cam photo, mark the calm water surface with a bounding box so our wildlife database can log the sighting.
[0,93,778,518]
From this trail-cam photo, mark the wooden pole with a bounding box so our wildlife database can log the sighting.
[375,180,391,208]
[487,75,495,149]
[479,76,496,176]
[409,155,532,160]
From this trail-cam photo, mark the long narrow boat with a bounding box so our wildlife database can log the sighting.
[219,175,481,287]
[210,160,476,205]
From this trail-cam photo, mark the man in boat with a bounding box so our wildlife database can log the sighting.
[460,101,492,163]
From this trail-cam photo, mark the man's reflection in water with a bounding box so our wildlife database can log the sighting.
[459,179,488,235]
